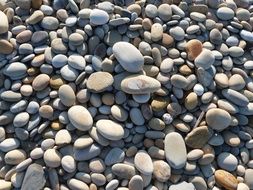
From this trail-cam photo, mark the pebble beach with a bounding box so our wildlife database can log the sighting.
[0,0,253,190]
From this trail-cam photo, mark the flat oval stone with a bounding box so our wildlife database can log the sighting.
[58,84,76,106]
[222,89,249,106]
[121,74,161,94]
[165,132,187,169]
[171,74,188,88]
[60,65,78,81]
[153,160,171,182]
[134,150,153,175]
[96,119,124,141]
[105,147,125,166]
[67,179,89,190]
[3,62,27,80]
[41,16,59,30]
[74,135,94,149]
[0,11,8,34]
[206,108,231,131]
[217,7,234,20]
[73,144,101,161]
[185,39,203,61]
[217,152,238,171]
[68,105,93,131]
[1,91,22,102]
[245,169,253,189]
[87,72,114,92]
[13,112,30,127]
[112,163,136,179]
[32,74,50,91]
[195,49,215,69]
[240,30,253,42]
[151,23,163,42]
[215,170,238,190]
[68,54,86,70]
[5,149,26,165]
[0,40,13,54]
[0,138,20,152]
[90,9,109,25]
[112,42,144,73]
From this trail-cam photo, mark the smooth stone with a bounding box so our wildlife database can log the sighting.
[43,149,61,168]
[222,89,249,106]
[240,30,253,42]
[21,163,46,190]
[217,152,238,171]
[0,138,20,152]
[134,150,153,175]
[68,105,93,131]
[96,119,124,141]
[52,54,68,68]
[1,91,22,102]
[237,183,250,190]
[190,12,206,22]
[5,149,26,165]
[26,101,39,113]
[0,11,8,34]
[206,108,231,131]
[164,132,187,169]
[145,4,158,18]
[112,42,144,73]
[112,163,136,179]
[13,112,30,127]
[169,26,185,41]
[245,169,253,189]
[217,7,234,20]
[60,65,79,81]
[215,170,238,190]
[185,92,198,110]
[51,38,68,54]
[187,149,204,161]
[158,4,172,21]
[195,49,215,69]
[171,74,188,89]
[90,9,109,25]
[68,54,86,70]
[185,39,203,61]
[111,105,128,122]
[87,72,114,92]
[0,180,12,190]
[121,74,161,94]
[55,129,71,145]
[67,179,89,190]
[185,126,209,148]
[228,74,245,91]
[105,147,125,166]
[27,10,44,24]
[58,84,76,106]
[129,175,143,190]
[151,23,163,42]
[61,155,76,173]
[32,74,50,91]
[169,182,195,190]
[160,58,174,73]
[229,47,244,57]
[244,60,253,69]
[73,144,101,161]
[153,160,171,182]
[171,4,185,17]
[3,62,27,80]
[0,40,13,54]
[74,135,93,149]
[41,16,59,30]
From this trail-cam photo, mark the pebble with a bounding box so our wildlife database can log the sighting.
[164,132,187,169]
[217,7,235,20]
[169,182,195,190]
[217,152,238,171]
[68,105,93,131]
[215,170,238,190]
[90,9,109,25]
[169,26,185,41]
[21,163,46,190]
[87,72,114,92]
[206,108,231,131]
[0,11,8,34]
[112,42,144,73]
[13,112,30,127]
[0,40,13,54]
[134,150,153,175]
[151,23,163,42]
[74,144,101,161]
[158,4,172,21]
[3,62,27,80]
[195,49,215,69]
[245,169,253,189]
[153,160,171,182]
[105,147,125,166]
[129,175,143,190]
[5,149,26,165]
[43,149,61,168]
[185,39,203,61]
[96,119,124,141]
[185,126,209,148]
[67,179,89,190]
[61,155,76,173]
[121,74,161,94]
[58,84,76,106]
[112,163,136,179]
[32,74,50,91]
[0,138,20,152]
[74,135,93,149]
[41,17,59,30]
[55,129,71,145]
[0,180,12,190]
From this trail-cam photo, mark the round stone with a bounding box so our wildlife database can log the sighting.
[41,16,59,30]
[43,149,61,168]
[228,74,245,91]
[217,152,238,171]
[158,4,172,21]
[5,149,26,165]
[58,84,76,106]
[185,126,209,148]
[145,4,158,18]
[134,150,153,175]
[52,54,68,68]
[206,108,231,131]
[87,72,114,92]
[169,26,185,41]
[151,23,163,42]
[112,42,144,73]
[68,54,86,70]
[96,119,124,141]
[68,105,93,131]
[129,175,143,190]
[195,49,215,69]
[164,132,187,169]
[13,112,30,127]
[55,129,71,145]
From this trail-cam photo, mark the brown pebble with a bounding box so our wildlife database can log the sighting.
[32,0,42,9]
[162,33,174,48]
[51,120,63,130]
[214,170,238,190]
[0,39,13,54]
[50,75,65,89]
[185,39,203,61]
[16,30,32,43]
[39,105,54,119]
[32,74,50,91]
